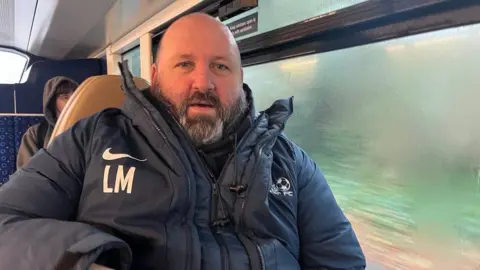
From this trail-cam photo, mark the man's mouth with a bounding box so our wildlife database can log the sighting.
[189,102,215,108]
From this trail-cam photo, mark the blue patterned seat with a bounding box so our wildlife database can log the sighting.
[0,117,15,186]
[0,116,44,186]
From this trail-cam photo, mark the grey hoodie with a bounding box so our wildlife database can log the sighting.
[16,76,78,169]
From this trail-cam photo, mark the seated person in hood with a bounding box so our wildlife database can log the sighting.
[16,76,79,169]
[0,13,365,270]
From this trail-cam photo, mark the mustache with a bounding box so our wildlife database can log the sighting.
[184,91,220,109]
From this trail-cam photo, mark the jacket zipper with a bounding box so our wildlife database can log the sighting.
[162,108,234,270]
[142,108,192,270]
[203,116,265,270]
[214,111,266,187]
[142,108,192,212]
[225,113,266,270]
[208,167,230,270]
[142,103,268,270]
[195,145,231,270]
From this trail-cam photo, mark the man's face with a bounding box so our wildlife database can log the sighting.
[55,93,73,117]
[150,14,247,145]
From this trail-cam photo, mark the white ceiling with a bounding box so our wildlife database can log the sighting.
[28,0,118,59]
[66,0,175,59]
[0,0,15,47]
[0,0,36,52]
[0,0,175,60]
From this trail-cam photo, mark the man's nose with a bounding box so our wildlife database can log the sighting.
[191,66,214,92]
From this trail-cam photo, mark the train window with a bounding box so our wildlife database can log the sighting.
[0,49,28,84]
[244,23,480,269]
[222,0,367,40]
[122,46,141,77]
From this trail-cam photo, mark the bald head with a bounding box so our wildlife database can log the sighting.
[156,13,240,64]
[150,12,247,146]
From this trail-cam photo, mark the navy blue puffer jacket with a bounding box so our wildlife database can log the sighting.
[0,70,365,270]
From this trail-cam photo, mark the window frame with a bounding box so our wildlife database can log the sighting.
[151,0,480,67]
[237,0,480,66]
[0,47,29,84]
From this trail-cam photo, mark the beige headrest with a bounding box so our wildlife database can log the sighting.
[49,75,149,146]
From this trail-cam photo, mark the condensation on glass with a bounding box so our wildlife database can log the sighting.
[244,23,480,270]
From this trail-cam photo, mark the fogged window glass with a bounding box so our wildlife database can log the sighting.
[244,24,480,269]
[122,47,141,77]
[222,0,367,40]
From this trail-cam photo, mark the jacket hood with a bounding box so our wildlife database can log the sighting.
[43,76,79,125]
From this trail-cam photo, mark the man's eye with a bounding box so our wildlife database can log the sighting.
[213,63,229,71]
[176,62,193,68]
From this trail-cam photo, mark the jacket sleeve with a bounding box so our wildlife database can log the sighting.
[294,146,366,270]
[16,125,40,169]
[0,118,132,270]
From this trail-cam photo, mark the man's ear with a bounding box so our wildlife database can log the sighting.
[151,63,158,86]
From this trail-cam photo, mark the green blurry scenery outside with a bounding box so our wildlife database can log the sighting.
[244,23,480,270]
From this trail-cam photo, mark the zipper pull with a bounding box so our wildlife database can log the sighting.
[212,182,218,196]
[212,217,231,228]
[208,169,215,180]
[229,184,248,194]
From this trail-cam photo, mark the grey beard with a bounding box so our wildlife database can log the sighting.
[150,86,249,146]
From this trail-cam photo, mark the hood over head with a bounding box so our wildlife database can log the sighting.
[43,76,79,125]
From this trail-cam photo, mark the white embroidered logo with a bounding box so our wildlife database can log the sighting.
[270,177,293,197]
[102,148,147,162]
[101,148,145,194]
[103,165,136,194]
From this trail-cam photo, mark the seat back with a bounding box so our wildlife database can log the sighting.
[49,75,149,145]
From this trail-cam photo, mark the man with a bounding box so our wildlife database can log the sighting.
[16,76,79,168]
[0,13,365,270]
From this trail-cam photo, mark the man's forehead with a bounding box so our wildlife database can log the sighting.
[157,13,240,63]
[161,38,237,61]
[173,53,231,60]
[164,26,233,46]
[166,13,233,38]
